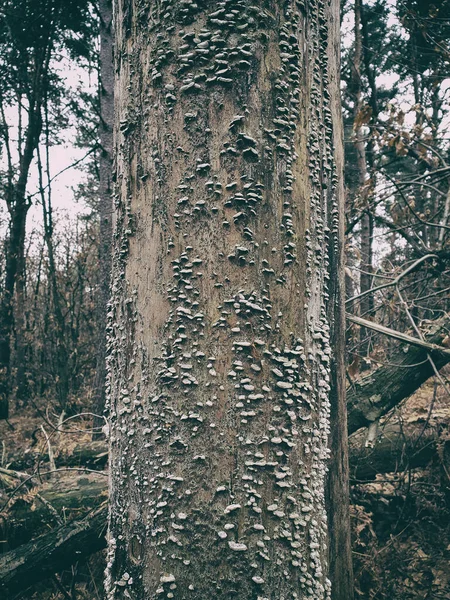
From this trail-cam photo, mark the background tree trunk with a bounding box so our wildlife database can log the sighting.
[93,0,114,439]
[107,1,349,598]
[325,6,354,597]
[93,0,115,438]
[352,0,373,366]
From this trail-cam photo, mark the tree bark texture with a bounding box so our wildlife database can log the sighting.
[93,0,115,438]
[107,1,345,598]
[347,315,450,435]
[323,7,353,599]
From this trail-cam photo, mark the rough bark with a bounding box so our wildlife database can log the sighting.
[93,0,115,438]
[0,504,107,598]
[325,8,354,598]
[108,0,346,599]
[347,316,450,435]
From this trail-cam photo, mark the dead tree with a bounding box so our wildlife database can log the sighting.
[347,315,450,434]
[107,0,351,598]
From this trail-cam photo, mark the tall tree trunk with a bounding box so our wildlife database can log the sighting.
[0,208,28,419]
[0,108,41,418]
[93,0,114,438]
[325,10,353,598]
[107,1,350,598]
[352,0,373,366]
[14,256,28,405]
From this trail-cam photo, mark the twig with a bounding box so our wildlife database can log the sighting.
[51,574,72,600]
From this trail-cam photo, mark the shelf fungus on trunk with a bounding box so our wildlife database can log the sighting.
[107,0,349,598]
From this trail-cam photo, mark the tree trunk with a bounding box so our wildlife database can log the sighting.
[0,96,43,420]
[352,0,373,366]
[0,204,29,419]
[108,1,349,599]
[14,246,28,405]
[325,10,353,599]
[93,0,115,439]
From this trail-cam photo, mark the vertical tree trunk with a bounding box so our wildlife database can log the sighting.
[13,244,28,405]
[325,8,354,598]
[352,0,373,365]
[107,1,350,598]
[0,109,41,419]
[0,206,29,419]
[93,0,114,437]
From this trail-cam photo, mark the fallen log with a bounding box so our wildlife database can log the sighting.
[347,315,450,434]
[349,420,450,481]
[6,440,108,472]
[0,472,107,550]
[0,504,107,597]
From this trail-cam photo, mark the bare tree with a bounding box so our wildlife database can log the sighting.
[106,1,351,599]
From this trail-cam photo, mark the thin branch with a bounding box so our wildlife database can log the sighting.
[27,146,98,200]
[346,313,450,356]
[346,254,439,304]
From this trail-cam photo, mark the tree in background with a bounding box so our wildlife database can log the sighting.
[342,0,450,370]
[93,0,114,438]
[0,0,97,417]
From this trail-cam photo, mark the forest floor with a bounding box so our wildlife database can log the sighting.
[0,379,449,599]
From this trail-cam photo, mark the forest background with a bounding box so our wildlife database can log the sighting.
[0,0,449,598]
